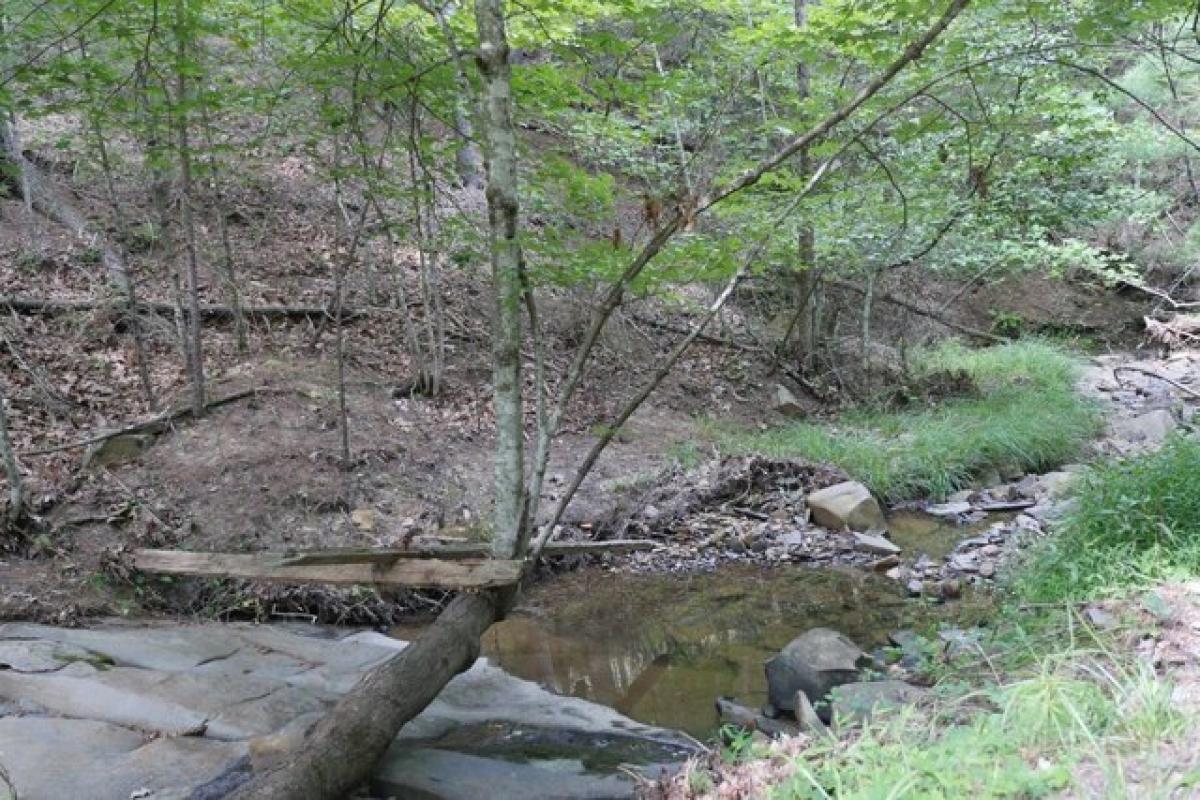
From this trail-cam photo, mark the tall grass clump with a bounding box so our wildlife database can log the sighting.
[1016,435,1200,602]
[724,341,1100,502]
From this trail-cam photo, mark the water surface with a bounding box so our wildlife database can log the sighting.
[471,565,990,738]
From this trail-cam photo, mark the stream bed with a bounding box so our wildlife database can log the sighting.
[415,513,997,739]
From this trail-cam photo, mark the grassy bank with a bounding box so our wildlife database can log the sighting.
[724,341,1100,502]
[1016,435,1200,602]
[672,431,1200,799]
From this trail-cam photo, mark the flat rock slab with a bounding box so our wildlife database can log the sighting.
[375,747,648,800]
[0,620,693,800]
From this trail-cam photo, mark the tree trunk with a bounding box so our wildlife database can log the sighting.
[173,0,206,418]
[426,1,486,189]
[225,591,499,799]
[792,0,820,368]
[218,4,972,797]
[476,0,525,561]
[0,387,23,529]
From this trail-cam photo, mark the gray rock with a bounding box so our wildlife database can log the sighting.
[0,671,209,736]
[852,531,901,556]
[373,747,643,800]
[773,385,806,418]
[806,482,886,532]
[1036,471,1075,499]
[1083,605,1117,630]
[793,690,832,738]
[887,630,928,668]
[715,697,798,738]
[1112,409,1177,446]
[829,680,928,724]
[765,628,869,711]
[928,501,972,517]
[0,639,101,672]
[0,717,246,800]
[938,628,983,659]
[0,623,241,672]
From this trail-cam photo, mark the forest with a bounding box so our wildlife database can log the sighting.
[1,0,1199,798]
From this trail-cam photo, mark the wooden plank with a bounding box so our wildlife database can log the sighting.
[133,549,522,589]
[276,539,658,567]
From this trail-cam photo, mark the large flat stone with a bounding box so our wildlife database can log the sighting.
[0,639,100,672]
[0,717,246,800]
[0,623,240,671]
[373,747,640,800]
[0,671,209,736]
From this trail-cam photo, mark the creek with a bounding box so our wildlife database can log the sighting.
[416,513,997,739]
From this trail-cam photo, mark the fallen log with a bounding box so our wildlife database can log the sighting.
[133,549,523,590]
[19,388,259,457]
[278,538,657,566]
[0,295,349,322]
[827,278,1006,344]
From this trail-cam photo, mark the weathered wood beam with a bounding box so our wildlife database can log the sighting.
[133,549,522,589]
[277,538,657,566]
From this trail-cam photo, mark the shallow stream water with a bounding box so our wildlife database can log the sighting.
[433,512,996,740]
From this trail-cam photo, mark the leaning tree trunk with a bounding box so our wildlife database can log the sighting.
[224,2,524,797]
[225,592,500,799]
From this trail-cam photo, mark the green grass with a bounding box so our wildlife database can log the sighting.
[723,341,1100,502]
[1015,435,1200,602]
[713,609,1187,800]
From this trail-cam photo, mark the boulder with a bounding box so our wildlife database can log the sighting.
[1036,471,1075,499]
[829,680,928,724]
[773,385,805,418]
[1112,409,1177,446]
[765,628,870,712]
[806,481,886,532]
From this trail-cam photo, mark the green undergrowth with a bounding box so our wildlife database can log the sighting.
[1015,434,1200,602]
[723,341,1100,502]
[719,607,1190,799]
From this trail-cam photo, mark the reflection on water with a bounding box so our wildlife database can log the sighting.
[887,511,1008,560]
[478,565,989,738]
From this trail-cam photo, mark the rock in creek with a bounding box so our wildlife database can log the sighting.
[765,628,871,712]
[852,531,901,556]
[806,481,886,533]
[715,697,798,739]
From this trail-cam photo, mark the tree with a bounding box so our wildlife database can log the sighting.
[226,1,972,796]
